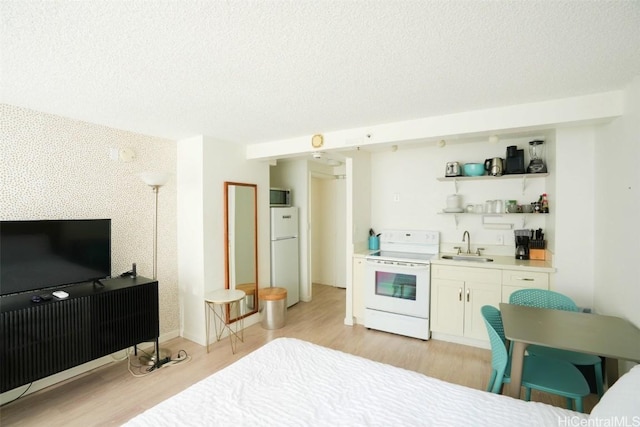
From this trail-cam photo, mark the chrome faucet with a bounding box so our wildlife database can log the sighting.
[462,231,471,254]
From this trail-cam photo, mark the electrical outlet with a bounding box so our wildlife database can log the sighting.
[393,193,400,202]
[496,234,504,245]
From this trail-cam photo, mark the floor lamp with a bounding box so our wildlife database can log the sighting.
[139,171,171,366]
[139,171,171,279]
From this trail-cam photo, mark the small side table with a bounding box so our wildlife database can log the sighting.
[204,289,245,354]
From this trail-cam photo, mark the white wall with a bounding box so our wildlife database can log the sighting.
[310,172,346,288]
[247,92,624,160]
[349,150,372,252]
[369,136,548,256]
[177,136,270,345]
[345,150,372,325]
[311,176,333,285]
[251,91,627,323]
[176,136,207,343]
[553,127,596,308]
[594,76,640,328]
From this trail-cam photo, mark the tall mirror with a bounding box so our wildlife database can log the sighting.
[224,182,258,323]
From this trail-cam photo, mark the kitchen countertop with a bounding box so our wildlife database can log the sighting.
[432,253,555,272]
[353,250,554,272]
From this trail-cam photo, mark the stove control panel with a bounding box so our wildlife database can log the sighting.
[379,230,440,254]
[380,230,440,245]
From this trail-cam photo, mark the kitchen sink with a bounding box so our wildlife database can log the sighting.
[441,255,494,262]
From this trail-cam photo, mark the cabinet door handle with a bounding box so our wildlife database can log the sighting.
[458,288,462,301]
[466,288,470,302]
[515,277,534,281]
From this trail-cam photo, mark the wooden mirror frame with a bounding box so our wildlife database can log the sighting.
[224,181,258,323]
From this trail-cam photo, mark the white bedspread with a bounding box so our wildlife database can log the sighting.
[124,338,587,426]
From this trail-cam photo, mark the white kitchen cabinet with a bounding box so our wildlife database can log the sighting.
[352,255,366,323]
[501,269,549,302]
[431,265,501,341]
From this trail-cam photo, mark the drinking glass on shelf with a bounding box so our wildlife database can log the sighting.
[485,200,495,213]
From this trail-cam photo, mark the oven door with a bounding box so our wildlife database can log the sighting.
[365,259,430,318]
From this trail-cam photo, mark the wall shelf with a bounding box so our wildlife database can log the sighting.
[437,173,549,194]
[438,212,548,229]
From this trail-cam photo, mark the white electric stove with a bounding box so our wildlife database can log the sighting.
[364,230,439,340]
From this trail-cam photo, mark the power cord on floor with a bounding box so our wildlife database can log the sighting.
[0,383,32,407]
[160,349,192,367]
[1,347,192,406]
[127,347,191,377]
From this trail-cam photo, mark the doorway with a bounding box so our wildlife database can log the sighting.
[310,174,346,288]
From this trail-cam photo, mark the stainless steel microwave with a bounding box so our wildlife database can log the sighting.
[270,188,291,206]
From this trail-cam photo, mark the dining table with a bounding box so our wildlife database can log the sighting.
[499,303,640,399]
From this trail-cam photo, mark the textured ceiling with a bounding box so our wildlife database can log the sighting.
[1,1,639,144]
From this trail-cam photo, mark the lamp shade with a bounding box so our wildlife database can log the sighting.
[139,171,171,187]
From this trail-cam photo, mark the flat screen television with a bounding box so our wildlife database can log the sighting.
[0,219,111,296]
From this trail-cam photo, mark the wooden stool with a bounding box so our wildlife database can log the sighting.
[236,283,256,310]
[258,287,287,329]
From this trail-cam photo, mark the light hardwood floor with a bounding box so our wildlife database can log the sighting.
[0,284,597,426]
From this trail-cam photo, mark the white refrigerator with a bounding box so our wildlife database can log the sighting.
[270,207,300,307]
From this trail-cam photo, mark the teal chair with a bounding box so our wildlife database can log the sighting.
[481,305,590,412]
[509,289,604,397]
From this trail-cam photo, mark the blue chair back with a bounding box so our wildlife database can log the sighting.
[481,305,509,394]
[509,289,579,312]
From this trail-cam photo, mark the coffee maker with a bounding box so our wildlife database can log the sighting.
[515,236,530,260]
[504,145,525,174]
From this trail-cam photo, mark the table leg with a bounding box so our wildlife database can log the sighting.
[237,298,245,342]
[213,304,224,342]
[229,300,237,353]
[508,341,527,399]
[205,302,211,353]
[605,357,619,389]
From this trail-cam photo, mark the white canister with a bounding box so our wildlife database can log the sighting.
[447,194,462,209]
[495,200,504,213]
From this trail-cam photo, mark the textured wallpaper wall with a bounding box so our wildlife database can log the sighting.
[0,104,179,335]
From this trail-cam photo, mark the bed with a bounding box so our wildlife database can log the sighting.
[124,337,639,426]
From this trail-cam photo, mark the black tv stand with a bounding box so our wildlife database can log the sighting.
[0,276,159,393]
